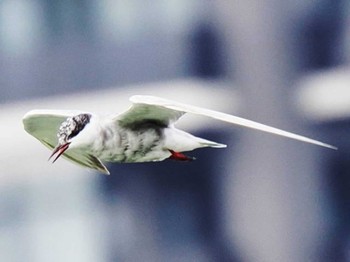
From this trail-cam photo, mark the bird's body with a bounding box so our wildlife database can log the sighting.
[67,115,225,163]
[23,95,336,174]
[88,118,171,163]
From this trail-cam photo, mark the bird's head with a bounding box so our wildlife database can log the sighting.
[49,113,92,162]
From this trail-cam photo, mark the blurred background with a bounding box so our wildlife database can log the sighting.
[0,0,349,261]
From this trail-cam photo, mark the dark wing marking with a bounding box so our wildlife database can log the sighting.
[116,103,184,128]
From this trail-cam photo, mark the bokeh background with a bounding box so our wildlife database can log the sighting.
[0,1,349,261]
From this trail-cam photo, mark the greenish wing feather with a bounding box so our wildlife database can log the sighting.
[23,110,71,148]
[116,103,184,128]
[23,110,110,175]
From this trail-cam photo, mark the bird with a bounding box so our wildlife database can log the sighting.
[22,95,337,175]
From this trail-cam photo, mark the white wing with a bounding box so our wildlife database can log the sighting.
[23,110,110,174]
[120,95,337,150]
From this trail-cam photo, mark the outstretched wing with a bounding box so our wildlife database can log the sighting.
[117,99,184,128]
[118,95,336,150]
[23,110,110,174]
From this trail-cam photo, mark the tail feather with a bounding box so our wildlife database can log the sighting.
[164,128,227,152]
[196,137,227,148]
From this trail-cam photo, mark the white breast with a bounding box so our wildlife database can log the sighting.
[92,121,170,163]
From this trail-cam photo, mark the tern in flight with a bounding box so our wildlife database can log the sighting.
[23,95,336,174]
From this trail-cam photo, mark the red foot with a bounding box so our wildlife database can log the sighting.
[169,150,195,161]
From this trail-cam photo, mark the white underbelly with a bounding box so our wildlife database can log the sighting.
[94,127,171,163]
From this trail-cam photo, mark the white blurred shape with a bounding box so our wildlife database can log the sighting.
[296,68,350,121]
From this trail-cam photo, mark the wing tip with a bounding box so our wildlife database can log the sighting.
[305,138,337,150]
[22,110,38,123]
[322,144,338,150]
[101,168,111,175]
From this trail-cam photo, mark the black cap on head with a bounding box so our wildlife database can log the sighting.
[57,114,91,144]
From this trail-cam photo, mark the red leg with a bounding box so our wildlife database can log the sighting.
[169,150,195,161]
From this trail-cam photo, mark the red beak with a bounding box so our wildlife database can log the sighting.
[49,143,70,163]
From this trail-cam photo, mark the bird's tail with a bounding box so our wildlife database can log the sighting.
[195,137,227,148]
[164,128,227,152]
